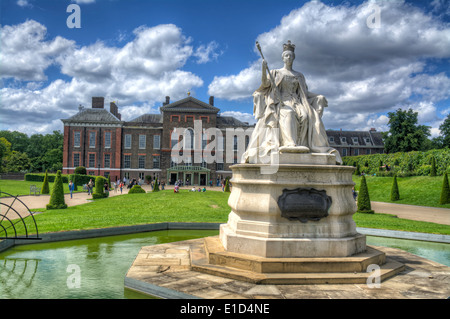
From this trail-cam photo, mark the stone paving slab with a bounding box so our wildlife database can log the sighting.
[125,236,450,299]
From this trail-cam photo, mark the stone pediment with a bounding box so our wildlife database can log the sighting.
[160,96,219,114]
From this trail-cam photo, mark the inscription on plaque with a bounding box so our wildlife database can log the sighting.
[277,188,332,223]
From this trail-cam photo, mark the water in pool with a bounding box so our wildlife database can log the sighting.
[0,230,448,299]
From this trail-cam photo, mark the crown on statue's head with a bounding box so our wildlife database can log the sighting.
[283,40,295,53]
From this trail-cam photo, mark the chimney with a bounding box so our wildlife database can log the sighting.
[163,96,170,106]
[110,102,119,118]
[92,97,104,109]
[209,96,214,106]
[370,128,376,131]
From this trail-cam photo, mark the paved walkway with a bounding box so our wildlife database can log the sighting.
[1,185,449,225]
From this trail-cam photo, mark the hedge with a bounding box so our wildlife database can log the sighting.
[92,176,108,199]
[129,185,146,194]
[26,173,69,183]
[343,148,450,177]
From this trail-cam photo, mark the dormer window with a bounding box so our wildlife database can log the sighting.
[352,137,358,144]
[341,137,347,143]
[329,136,335,143]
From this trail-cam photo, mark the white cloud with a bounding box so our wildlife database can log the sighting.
[194,41,222,64]
[0,20,75,81]
[219,111,257,125]
[208,1,450,134]
[0,21,209,134]
[16,0,31,7]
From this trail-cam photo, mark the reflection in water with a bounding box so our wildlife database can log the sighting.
[0,258,40,298]
[0,230,448,299]
[0,230,218,299]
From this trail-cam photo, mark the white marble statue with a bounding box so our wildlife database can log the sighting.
[243,41,342,164]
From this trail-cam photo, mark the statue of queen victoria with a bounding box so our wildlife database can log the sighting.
[243,41,342,165]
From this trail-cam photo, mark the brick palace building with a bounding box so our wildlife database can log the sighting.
[61,96,384,186]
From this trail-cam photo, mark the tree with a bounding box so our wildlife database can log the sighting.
[430,156,436,177]
[41,170,50,195]
[439,114,450,148]
[4,151,31,172]
[440,172,449,205]
[93,176,108,199]
[390,175,400,201]
[152,177,160,192]
[383,108,431,153]
[46,171,67,210]
[356,175,374,214]
[224,177,231,192]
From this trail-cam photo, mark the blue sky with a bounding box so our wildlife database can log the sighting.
[1,0,449,137]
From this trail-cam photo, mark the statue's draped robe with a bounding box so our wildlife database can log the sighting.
[242,69,342,164]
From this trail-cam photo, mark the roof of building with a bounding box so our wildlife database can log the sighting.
[216,116,252,127]
[326,129,384,148]
[128,114,162,124]
[62,107,121,123]
[160,96,220,114]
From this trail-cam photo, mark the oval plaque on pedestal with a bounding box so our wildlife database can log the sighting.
[277,188,332,223]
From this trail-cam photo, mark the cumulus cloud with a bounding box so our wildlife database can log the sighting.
[208,0,450,133]
[0,20,74,81]
[194,41,223,64]
[0,21,208,134]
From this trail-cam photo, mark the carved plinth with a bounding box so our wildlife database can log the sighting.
[219,153,366,258]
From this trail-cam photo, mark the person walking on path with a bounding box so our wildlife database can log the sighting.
[69,180,75,199]
[88,179,94,195]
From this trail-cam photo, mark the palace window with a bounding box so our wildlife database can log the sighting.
[105,132,111,148]
[153,155,160,169]
[104,154,110,168]
[125,134,132,149]
[139,135,146,149]
[89,132,96,148]
[88,154,96,168]
[153,135,160,150]
[74,132,81,147]
[124,155,131,168]
[138,155,146,169]
[73,153,80,167]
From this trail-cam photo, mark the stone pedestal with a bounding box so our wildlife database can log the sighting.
[219,153,366,258]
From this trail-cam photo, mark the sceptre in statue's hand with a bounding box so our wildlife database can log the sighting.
[256,41,281,109]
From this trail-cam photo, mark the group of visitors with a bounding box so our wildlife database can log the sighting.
[190,186,207,192]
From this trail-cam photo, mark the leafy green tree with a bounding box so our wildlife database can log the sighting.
[390,175,400,201]
[41,170,50,194]
[4,151,31,172]
[0,131,29,153]
[74,166,87,175]
[357,175,374,214]
[383,108,431,153]
[46,171,67,210]
[440,172,449,205]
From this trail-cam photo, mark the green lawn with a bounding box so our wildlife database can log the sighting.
[353,175,450,209]
[0,179,82,197]
[1,177,449,237]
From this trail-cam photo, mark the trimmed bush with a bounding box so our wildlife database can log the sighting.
[390,175,400,201]
[129,185,146,194]
[355,164,361,176]
[152,177,160,192]
[74,166,87,175]
[92,176,108,199]
[430,156,436,176]
[46,170,67,210]
[224,178,230,192]
[439,172,449,205]
[69,174,78,191]
[25,173,69,183]
[356,175,374,214]
[41,170,50,195]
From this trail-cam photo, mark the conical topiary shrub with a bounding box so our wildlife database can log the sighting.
[41,169,50,194]
[129,185,146,194]
[356,175,374,214]
[355,164,360,176]
[439,172,449,205]
[152,177,160,192]
[390,175,400,201]
[224,178,230,192]
[92,176,108,199]
[46,170,67,210]
[430,156,437,177]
